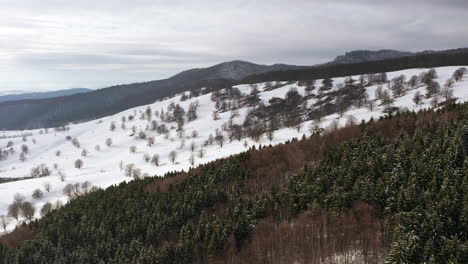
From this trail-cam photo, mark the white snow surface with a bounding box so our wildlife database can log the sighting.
[0,65,467,233]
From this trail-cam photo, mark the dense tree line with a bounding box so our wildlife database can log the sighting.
[0,103,466,263]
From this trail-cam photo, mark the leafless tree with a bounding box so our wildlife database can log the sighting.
[130,146,137,153]
[44,182,52,192]
[19,151,27,162]
[40,202,53,217]
[125,164,135,177]
[169,150,177,164]
[20,201,35,221]
[0,215,9,232]
[189,153,195,166]
[132,168,142,180]
[212,111,220,120]
[151,154,160,166]
[32,189,44,200]
[413,91,423,106]
[21,144,29,154]
[71,138,80,148]
[81,149,88,157]
[58,170,66,182]
[190,141,197,152]
[74,159,83,169]
[105,138,112,147]
[367,100,376,111]
[197,148,205,159]
[147,136,155,147]
[346,115,357,126]
[430,95,440,108]
[215,129,225,148]
[441,83,454,102]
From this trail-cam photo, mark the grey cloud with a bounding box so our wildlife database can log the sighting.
[0,0,467,91]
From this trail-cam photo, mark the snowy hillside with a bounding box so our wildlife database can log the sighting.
[0,65,467,233]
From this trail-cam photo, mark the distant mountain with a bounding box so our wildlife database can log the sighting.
[0,88,92,103]
[0,48,467,130]
[0,61,303,130]
[328,49,414,65]
[171,60,305,81]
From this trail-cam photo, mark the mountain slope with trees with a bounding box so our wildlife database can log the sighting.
[1,65,467,235]
[0,48,467,130]
[0,102,466,263]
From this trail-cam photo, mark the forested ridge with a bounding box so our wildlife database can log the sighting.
[0,103,467,263]
[1,48,467,130]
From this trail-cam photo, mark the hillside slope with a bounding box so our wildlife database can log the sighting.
[0,101,466,263]
[0,65,467,235]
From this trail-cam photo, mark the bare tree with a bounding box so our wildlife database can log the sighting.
[430,95,440,108]
[179,139,186,150]
[40,202,53,217]
[441,83,454,102]
[125,164,135,177]
[143,153,151,162]
[43,182,52,192]
[215,129,225,148]
[267,130,274,141]
[74,159,84,169]
[55,150,61,156]
[346,115,357,126]
[132,168,142,180]
[109,121,116,131]
[130,146,137,153]
[147,136,155,147]
[71,138,80,148]
[0,215,9,232]
[20,201,35,221]
[426,81,441,97]
[212,111,220,120]
[105,138,112,147]
[381,90,394,110]
[81,181,92,194]
[63,184,75,198]
[189,153,195,166]
[58,170,66,182]
[19,151,27,162]
[81,149,88,157]
[21,144,29,154]
[367,100,376,111]
[95,144,101,152]
[32,189,44,200]
[191,130,198,138]
[151,154,160,166]
[169,150,177,164]
[407,75,418,89]
[375,86,384,100]
[190,141,197,152]
[413,91,423,106]
[197,148,205,159]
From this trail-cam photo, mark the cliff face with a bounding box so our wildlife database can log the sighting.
[331,49,413,64]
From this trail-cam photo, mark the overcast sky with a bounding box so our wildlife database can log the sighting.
[0,0,467,91]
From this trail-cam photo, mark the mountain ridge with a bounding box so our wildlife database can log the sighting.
[0,47,467,130]
[0,88,92,103]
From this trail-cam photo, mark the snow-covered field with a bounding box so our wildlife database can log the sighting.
[0,65,467,232]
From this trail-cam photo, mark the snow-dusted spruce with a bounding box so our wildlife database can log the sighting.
[0,65,467,232]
